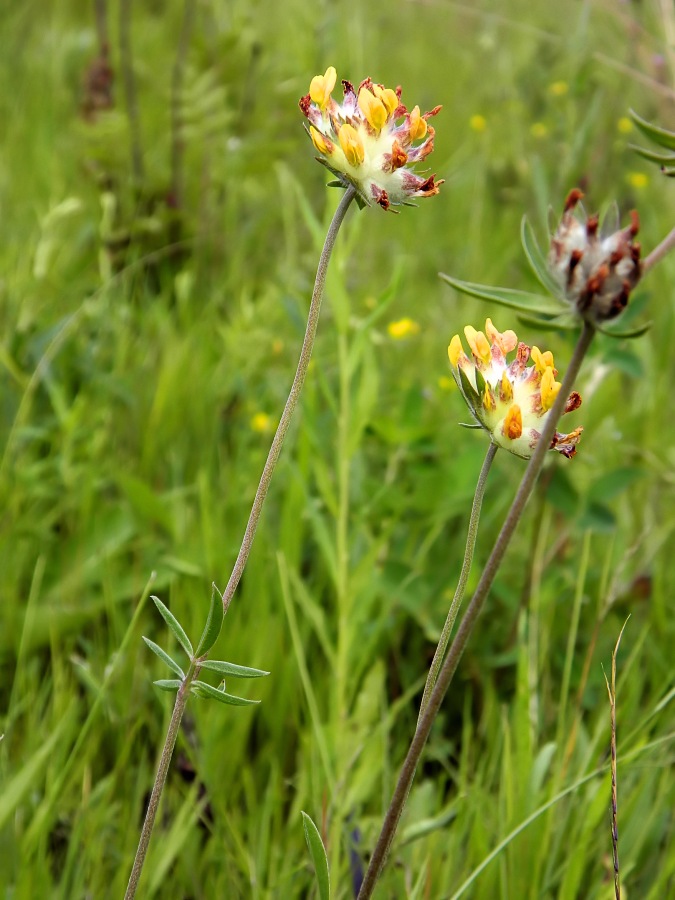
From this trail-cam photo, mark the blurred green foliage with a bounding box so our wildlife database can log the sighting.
[1,0,674,897]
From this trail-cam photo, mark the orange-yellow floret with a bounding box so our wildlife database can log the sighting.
[540,367,561,411]
[409,106,428,140]
[358,88,388,131]
[531,345,555,374]
[464,325,492,365]
[448,334,463,367]
[373,85,399,117]
[310,126,330,155]
[503,404,523,440]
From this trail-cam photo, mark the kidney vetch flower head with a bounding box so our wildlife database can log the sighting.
[548,188,642,323]
[448,319,583,459]
[299,66,443,211]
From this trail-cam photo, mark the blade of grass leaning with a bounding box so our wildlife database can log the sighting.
[301,811,331,900]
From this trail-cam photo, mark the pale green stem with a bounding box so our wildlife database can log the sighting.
[124,662,198,899]
[221,186,356,615]
[357,322,596,900]
[418,442,498,722]
[125,188,356,899]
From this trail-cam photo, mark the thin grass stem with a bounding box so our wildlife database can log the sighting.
[418,442,498,721]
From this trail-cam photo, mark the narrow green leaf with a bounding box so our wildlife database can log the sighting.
[629,109,675,151]
[301,811,331,900]
[200,659,270,678]
[457,367,480,408]
[596,320,652,339]
[458,422,483,430]
[195,583,224,657]
[520,216,562,297]
[439,272,564,315]
[153,679,182,692]
[628,144,675,166]
[142,637,185,678]
[152,595,193,658]
[190,680,260,706]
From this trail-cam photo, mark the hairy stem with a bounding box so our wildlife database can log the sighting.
[222,185,356,614]
[418,442,498,721]
[357,322,595,899]
[124,664,198,899]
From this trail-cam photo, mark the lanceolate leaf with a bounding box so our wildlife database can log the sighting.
[457,367,480,408]
[439,272,563,315]
[596,320,653,339]
[152,595,193,658]
[628,144,675,166]
[200,659,270,678]
[190,680,260,706]
[153,679,182,692]
[301,811,330,900]
[629,109,675,151]
[195,584,224,657]
[142,637,185,679]
[520,215,564,297]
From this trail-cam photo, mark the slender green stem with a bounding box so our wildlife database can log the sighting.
[418,442,498,721]
[124,662,198,899]
[221,186,356,615]
[357,322,596,899]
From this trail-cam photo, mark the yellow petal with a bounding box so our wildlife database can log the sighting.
[531,345,555,374]
[408,105,427,141]
[309,66,337,109]
[358,88,388,131]
[540,367,561,411]
[485,317,518,353]
[503,404,523,440]
[310,126,330,155]
[338,123,365,167]
[373,85,399,117]
[464,325,491,365]
[448,334,463,366]
[500,371,513,402]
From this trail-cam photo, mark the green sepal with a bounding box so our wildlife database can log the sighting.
[458,422,483,430]
[301,812,331,900]
[190,680,260,706]
[474,367,487,398]
[142,637,185,679]
[629,109,675,151]
[326,180,345,188]
[195,584,224,657]
[439,272,563,316]
[520,216,562,297]
[152,596,194,658]
[153,679,182,692]
[200,659,270,678]
[457,366,480,409]
[596,320,652,339]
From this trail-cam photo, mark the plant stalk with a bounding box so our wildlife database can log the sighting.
[124,664,197,899]
[357,321,595,899]
[418,441,498,721]
[221,186,356,615]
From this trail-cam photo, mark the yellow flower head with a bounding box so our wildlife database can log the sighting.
[388,317,420,339]
[250,413,273,434]
[299,68,443,211]
[548,188,642,323]
[447,319,583,459]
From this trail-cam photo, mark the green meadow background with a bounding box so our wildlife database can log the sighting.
[2,1,674,897]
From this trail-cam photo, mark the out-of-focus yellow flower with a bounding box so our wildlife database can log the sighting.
[388,317,420,339]
[530,122,548,139]
[548,188,642,322]
[272,339,284,355]
[447,318,583,459]
[627,171,649,189]
[250,413,273,434]
[438,375,455,392]
[549,80,569,96]
[617,117,633,134]
[299,67,443,211]
[469,114,487,132]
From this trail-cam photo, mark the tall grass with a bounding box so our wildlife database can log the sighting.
[1,0,674,897]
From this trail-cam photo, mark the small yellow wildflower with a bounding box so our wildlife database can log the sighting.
[388,317,420,339]
[272,339,284,355]
[250,413,273,434]
[447,318,583,459]
[437,375,455,392]
[530,122,548,139]
[469,114,487,133]
[627,171,648,189]
[549,81,569,97]
[617,117,633,134]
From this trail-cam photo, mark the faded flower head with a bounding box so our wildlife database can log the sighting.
[299,66,443,211]
[448,319,583,459]
[548,188,642,323]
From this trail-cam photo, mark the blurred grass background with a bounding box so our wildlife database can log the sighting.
[1,0,674,897]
